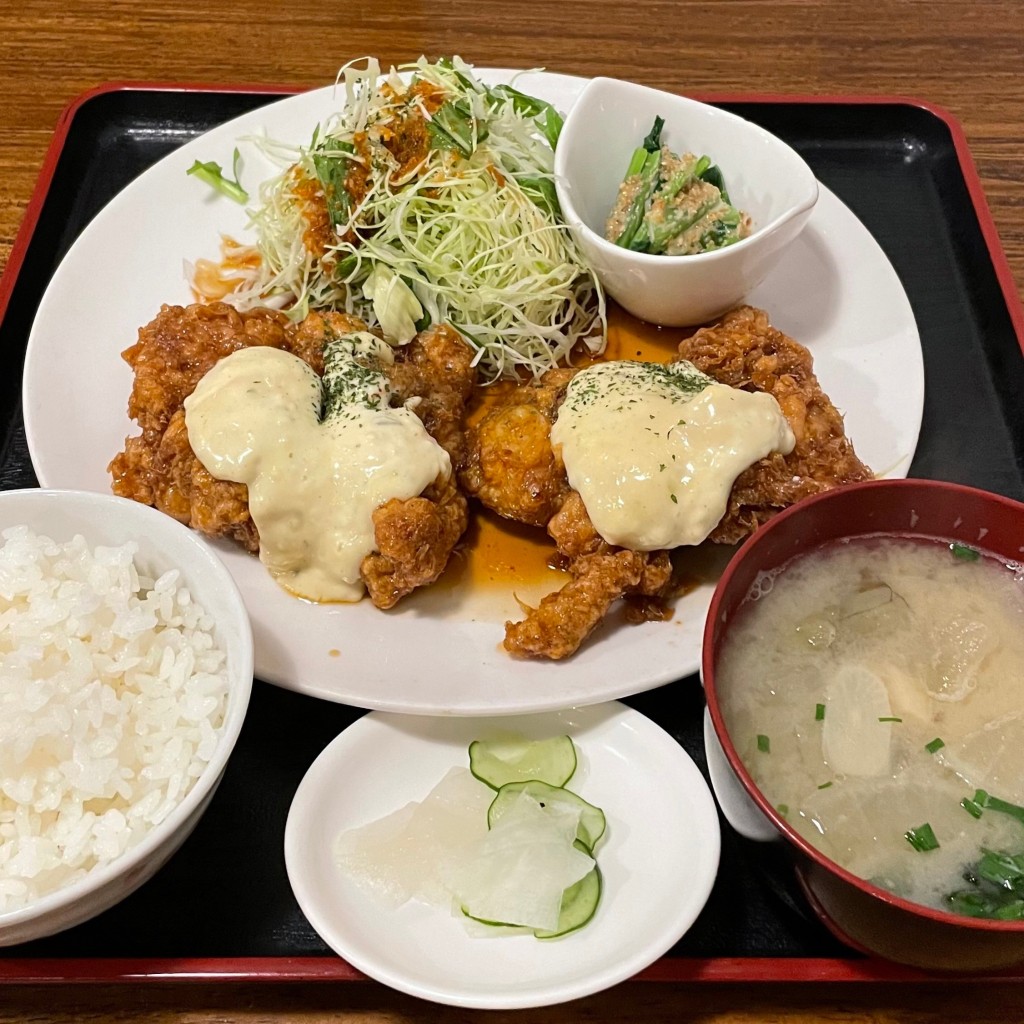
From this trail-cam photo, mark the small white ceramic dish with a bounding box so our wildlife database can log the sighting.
[0,489,254,946]
[284,702,720,1009]
[554,76,819,325]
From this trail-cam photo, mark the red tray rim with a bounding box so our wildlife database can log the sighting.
[4,953,1024,985]
[2,80,1024,988]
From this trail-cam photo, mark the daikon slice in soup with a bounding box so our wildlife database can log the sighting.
[717,535,1024,919]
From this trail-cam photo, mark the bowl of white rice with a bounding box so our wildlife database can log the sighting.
[0,488,253,946]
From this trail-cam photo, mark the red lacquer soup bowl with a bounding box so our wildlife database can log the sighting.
[702,478,1024,971]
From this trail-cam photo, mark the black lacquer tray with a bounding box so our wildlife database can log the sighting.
[0,85,1022,984]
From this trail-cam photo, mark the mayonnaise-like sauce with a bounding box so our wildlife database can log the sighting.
[183,339,450,602]
[550,360,795,550]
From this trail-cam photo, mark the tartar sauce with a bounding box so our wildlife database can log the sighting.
[550,360,795,549]
[184,336,450,602]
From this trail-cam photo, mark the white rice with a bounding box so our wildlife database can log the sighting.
[0,526,228,913]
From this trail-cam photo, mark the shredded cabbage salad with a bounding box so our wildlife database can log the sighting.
[201,56,606,380]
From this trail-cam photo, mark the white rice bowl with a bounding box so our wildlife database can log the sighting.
[0,490,253,946]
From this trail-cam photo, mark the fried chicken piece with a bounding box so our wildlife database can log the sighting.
[121,303,293,436]
[111,303,475,608]
[503,493,673,659]
[459,368,576,527]
[464,378,675,659]
[110,304,368,544]
[359,324,476,608]
[111,303,295,544]
[286,308,370,376]
[676,305,873,543]
[154,409,257,551]
[361,474,468,610]
[466,306,872,659]
[505,550,651,659]
[388,323,478,468]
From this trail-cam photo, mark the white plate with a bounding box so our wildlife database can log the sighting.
[283,702,720,1009]
[22,70,924,714]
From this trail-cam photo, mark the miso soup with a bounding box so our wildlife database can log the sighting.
[718,535,1024,919]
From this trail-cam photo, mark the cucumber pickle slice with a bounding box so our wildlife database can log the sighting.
[535,852,602,939]
[468,735,577,789]
[463,735,603,939]
[488,780,607,853]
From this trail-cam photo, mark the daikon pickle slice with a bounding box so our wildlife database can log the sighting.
[822,663,894,777]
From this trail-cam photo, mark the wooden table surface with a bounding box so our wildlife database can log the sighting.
[1,0,1023,1020]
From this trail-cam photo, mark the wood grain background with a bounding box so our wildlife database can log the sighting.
[2,0,1022,299]
[1,0,1022,1020]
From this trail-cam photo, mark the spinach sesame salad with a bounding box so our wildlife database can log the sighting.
[605,116,751,256]
[187,56,606,382]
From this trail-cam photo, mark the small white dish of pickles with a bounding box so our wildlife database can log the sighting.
[284,702,720,1009]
